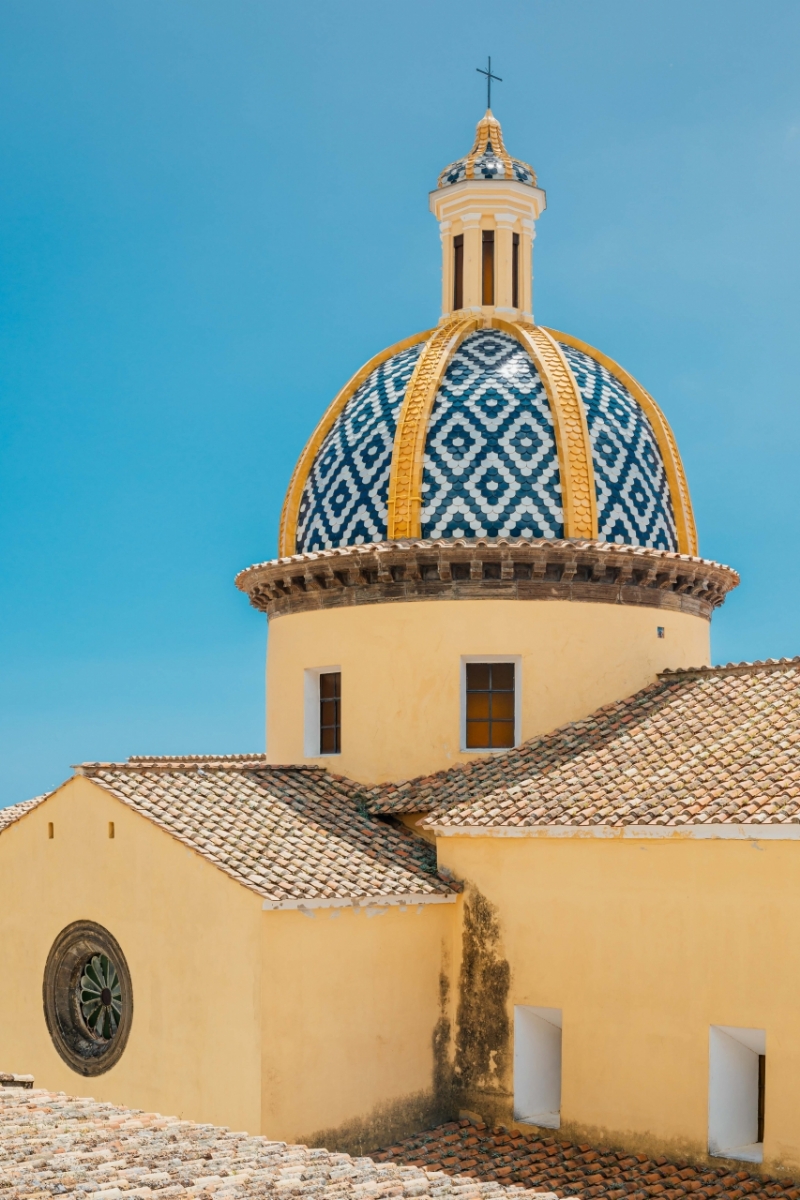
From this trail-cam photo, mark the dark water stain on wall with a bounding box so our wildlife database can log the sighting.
[307,942,456,1155]
[305,1085,453,1157]
[433,967,453,1104]
[453,886,511,1109]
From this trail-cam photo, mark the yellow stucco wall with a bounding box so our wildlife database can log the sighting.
[0,777,264,1131]
[261,901,455,1150]
[437,832,800,1172]
[0,779,457,1149]
[266,599,710,783]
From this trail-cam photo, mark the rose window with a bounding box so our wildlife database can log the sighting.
[80,954,122,1041]
[43,920,133,1075]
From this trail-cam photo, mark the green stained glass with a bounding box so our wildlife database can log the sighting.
[79,954,122,1041]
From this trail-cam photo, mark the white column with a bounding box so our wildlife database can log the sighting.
[495,213,517,314]
[438,219,452,318]
[461,213,482,311]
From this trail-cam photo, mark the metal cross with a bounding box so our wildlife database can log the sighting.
[476,56,502,110]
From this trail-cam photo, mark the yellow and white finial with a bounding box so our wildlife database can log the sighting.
[430,111,546,321]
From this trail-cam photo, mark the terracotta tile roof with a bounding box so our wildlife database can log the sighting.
[0,795,49,833]
[0,1087,550,1200]
[378,1119,800,1198]
[0,760,455,907]
[368,659,800,828]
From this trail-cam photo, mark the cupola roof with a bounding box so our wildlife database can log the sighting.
[437,110,537,188]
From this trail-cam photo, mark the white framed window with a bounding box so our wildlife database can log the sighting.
[709,1025,766,1163]
[304,667,341,757]
[461,656,521,752]
[514,1005,562,1128]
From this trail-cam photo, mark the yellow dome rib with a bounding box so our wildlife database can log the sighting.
[387,315,599,542]
[278,328,433,558]
[387,314,483,540]
[500,320,598,539]
[546,328,698,557]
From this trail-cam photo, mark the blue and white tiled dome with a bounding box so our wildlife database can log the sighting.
[296,344,423,551]
[294,328,679,555]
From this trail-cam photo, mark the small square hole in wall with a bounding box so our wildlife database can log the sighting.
[709,1026,765,1162]
[514,1006,562,1128]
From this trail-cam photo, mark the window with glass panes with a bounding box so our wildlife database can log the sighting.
[465,662,515,749]
[319,671,341,754]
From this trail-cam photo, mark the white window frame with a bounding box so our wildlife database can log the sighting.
[708,1025,765,1163]
[460,655,522,753]
[304,666,341,758]
[513,1005,563,1128]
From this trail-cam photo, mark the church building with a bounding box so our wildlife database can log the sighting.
[3,109,800,1178]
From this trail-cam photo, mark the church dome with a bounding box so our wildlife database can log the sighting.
[277,112,697,559]
[279,321,696,558]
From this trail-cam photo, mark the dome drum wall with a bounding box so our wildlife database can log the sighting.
[260,589,717,785]
[237,541,739,784]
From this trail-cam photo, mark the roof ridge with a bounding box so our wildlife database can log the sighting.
[73,756,322,775]
[660,656,800,679]
[127,753,268,762]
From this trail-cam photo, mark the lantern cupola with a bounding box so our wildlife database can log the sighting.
[430,110,546,320]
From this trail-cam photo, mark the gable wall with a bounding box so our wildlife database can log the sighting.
[259,898,457,1153]
[438,832,800,1173]
[0,777,263,1132]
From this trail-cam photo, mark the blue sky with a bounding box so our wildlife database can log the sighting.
[2,0,800,805]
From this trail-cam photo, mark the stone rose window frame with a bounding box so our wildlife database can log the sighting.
[43,920,133,1076]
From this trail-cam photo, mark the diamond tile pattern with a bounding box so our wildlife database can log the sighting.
[34,758,453,904]
[295,331,682,552]
[559,343,678,551]
[421,332,563,540]
[296,344,423,553]
[368,660,800,827]
[0,1088,544,1200]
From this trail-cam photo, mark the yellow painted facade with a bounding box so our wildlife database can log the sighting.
[435,830,800,1173]
[4,98,777,1185]
[266,598,710,782]
[0,777,455,1147]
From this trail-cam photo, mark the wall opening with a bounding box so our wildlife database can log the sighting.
[482,230,495,305]
[709,1025,766,1163]
[512,232,520,308]
[453,234,464,310]
[514,1005,562,1128]
[304,666,342,757]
